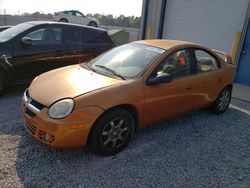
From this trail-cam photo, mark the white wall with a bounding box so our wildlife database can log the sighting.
[162,0,249,52]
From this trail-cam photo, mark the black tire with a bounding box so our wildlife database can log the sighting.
[89,108,135,156]
[0,73,7,96]
[59,18,68,23]
[89,21,97,27]
[210,86,232,114]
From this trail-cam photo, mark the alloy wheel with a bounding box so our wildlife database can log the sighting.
[218,89,230,111]
[101,118,129,149]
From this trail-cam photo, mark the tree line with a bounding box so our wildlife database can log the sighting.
[87,13,140,28]
[20,12,141,28]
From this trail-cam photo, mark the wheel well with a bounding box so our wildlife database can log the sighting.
[60,18,68,22]
[226,84,233,91]
[216,84,233,99]
[0,68,9,84]
[106,104,139,129]
[89,21,97,26]
[86,104,139,146]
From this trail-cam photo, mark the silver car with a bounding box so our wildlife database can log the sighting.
[53,10,100,27]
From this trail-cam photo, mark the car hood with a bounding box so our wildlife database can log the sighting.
[29,65,123,107]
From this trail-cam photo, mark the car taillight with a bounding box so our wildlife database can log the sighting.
[54,12,59,16]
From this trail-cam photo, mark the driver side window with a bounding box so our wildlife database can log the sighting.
[25,27,62,45]
[75,11,83,17]
[155,49,192,79]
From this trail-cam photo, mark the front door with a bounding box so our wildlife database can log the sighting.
[143,49,197,126]
[11,25,66,81]
[236,19,250,86]
[71,11,84,25]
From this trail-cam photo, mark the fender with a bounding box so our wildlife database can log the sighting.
[0,57,12,82]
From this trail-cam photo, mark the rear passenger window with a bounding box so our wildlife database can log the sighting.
[65,27,81,45]
[94,33,115,45]
[82,29,115,46]
[81,28,100,43]
[195,50,218,72]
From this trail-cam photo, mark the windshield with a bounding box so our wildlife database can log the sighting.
[85,43,165,79]
[0,22,34,42]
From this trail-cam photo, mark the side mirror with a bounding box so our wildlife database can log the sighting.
[21,37,32,47]
[147,72,172,85]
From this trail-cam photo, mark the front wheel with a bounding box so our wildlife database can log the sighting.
[88,21,97,27]
[89,109,135,156]
[59,18,68,23]
[210,86,232,114]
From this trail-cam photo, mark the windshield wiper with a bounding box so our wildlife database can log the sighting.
[94,65,126,80]
[80,62,96,72]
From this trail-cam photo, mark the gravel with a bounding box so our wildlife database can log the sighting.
[0,85,250,188]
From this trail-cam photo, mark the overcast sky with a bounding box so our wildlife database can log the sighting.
[0,0,143,16]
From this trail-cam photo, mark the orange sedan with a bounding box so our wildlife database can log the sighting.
[22,40,236,155]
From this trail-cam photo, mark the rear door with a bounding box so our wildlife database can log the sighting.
[187,48,223,108]
[62,26,94,65]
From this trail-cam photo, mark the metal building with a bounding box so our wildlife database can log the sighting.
[140,0,250,100]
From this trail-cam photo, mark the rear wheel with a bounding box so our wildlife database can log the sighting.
[59,18,68,23]
[0,73,7,96]
[210,86,232,114]
[89,108,135,156]
[89,21,97,27]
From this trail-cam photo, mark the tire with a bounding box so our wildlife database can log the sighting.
[89,108,135,156]
[89,21,97,27]
[0,73,7,96]
[59,18,68,23]
[210,86,232,114]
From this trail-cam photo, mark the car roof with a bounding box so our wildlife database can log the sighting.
[134,39,202,50]
[0,25,12,28]
[61,10,81,13]
[23,21,106,32]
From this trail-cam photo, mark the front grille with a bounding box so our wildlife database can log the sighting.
[26,90,45,110]
[30,99,45,110]
[24,89,46,117]
[26,108,36,118]
[25,121,37,135]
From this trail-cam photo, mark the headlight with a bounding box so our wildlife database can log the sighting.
[48,99,74,119]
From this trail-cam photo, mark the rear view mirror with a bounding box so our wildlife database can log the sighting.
[147,72,172,85]
[21,37,32,47]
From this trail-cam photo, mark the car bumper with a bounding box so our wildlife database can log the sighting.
[22,94,104,148]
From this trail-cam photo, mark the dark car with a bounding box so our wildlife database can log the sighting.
[0,26,12,33]
[0,21,116,94]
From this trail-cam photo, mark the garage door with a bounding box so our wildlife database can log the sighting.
[162,0,249,52]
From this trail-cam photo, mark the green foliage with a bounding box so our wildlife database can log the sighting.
[20,12,140,28]
[21,12,53,19]
[87,13,141,28]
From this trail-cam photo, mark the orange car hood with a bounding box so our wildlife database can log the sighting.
[29,65,123,106]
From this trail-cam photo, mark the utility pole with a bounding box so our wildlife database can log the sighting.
[4,9,7,25]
